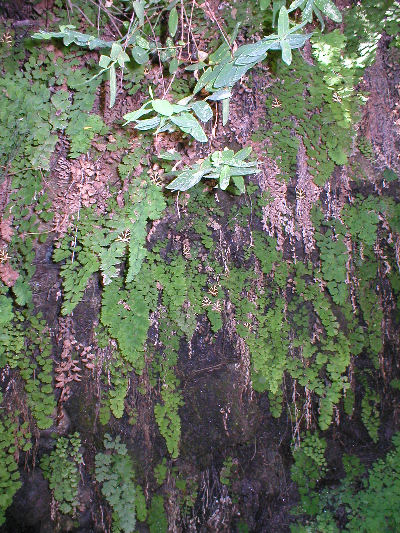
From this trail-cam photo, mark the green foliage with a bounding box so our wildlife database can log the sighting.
[0,312,55,429]
[360,380,380,443]
[166,147,258,193]
[315,220,348,305]
[41,433,83,516]
[123,91,210,142]
[0,415,31,525]
[288,0,342,30]
[95,434,143,532]
[292,433,400,532]
[153,326,183,458]
[148,495,168,533]
[54,179,166,315]
[220,456,237,486]
[291,432,327,516]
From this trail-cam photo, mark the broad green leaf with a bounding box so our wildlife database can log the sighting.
[134,116,161,130]
[151,99,174,116]
[207,89,232,101]
[228,167,258,176]
[109,63,116,108]
[221,149,235,161]
[99,55,112,68]
[288,0,306,11]
[131,46,149,64]
[111,43,123,61]
[123,102,152,123]
[185,61,207,71]
[169,7,178,37]
[172,104,190,113]
[286,33,312,48]
[219,165,231,190]
[314,6,325,30]
[0,295,13,325]
[193,67,218,95]
[314,0,342,22]
[272,0,286,27]
[222,98,230,126]
[133,0,145,26]
[232,175,246,194]
[278,6,290,37]
[214,62,249,88]
[170,113,208,142]
[166,169,208,191]
[209,42,231,64]
[158,150,182,161]
[234,40,275,65]
[281,39,292,64]
[136,36,150,49]
[303,0,314,22]
[190,101,213,122]
[169,57,179,74]
[260,0,271,10]
[235,146,252,160]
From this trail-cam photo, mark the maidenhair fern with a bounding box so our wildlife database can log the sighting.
[41,433,83,516]
[95,434,144,533]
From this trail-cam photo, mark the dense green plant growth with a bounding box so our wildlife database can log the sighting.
[0,410,31,525]
[291,433,400,532]
[41,433,83,516]
[95,434,146,532]
[0,0,399,528]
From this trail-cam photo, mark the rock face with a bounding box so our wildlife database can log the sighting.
[0,3,400,533]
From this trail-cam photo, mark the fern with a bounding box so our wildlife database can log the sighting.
[0,413,31,525]
[95,434,142,533]
[41,433,83,516]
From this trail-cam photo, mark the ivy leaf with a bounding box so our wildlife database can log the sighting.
[170,113,207,142]
[288,0,306,11]
[168,7,178,37]
[235,146,252,160]
[166,168,208,191]
[109,63,116,108]
[151,99,174,117]
[190,101,213,122]
[272,0,286,27]
[286,33,312,48]
[260,0,271,10]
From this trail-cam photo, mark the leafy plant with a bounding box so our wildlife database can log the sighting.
[166,147,258,193]
[123,88,210,142]
[41,433,83,516]
[288,0,342,30]
[95,434,143,532]
[0,413,31,525]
